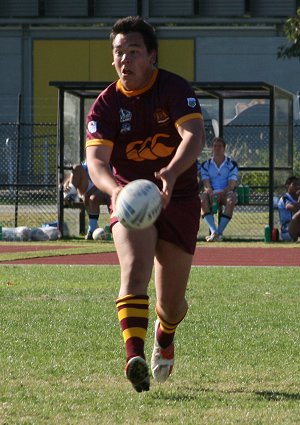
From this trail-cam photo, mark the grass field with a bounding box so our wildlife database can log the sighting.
[0,265,299,424]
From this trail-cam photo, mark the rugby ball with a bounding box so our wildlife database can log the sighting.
[115,179,162,230]
[92,227,106,240]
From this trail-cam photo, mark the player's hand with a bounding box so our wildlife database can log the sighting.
[154,168,176,209]
[111,186,123,214]
[205,187,213,198]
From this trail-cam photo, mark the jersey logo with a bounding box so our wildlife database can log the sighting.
[154,109,170,125]
[187,98,197,108]
[121,123,131,134]
[126,133,175,162]
[119,108,132,123]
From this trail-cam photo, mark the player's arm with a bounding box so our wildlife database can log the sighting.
[286,200,300,214]
[199,162,213,195]
[86,145,121,209]
[224,161,238,194]
[224,179,237,193]
[202,178,213,192]
[155,118,205,207]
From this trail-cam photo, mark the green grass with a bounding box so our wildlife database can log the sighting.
[0,266,299,424]
[0,239,116,262]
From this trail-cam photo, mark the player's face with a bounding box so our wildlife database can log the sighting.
[112,32,156,91]
[288,180,300,195]
[212,141,225,155]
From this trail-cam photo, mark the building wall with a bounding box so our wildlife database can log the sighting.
[196,36,300,93]
[0,0,296,19]
[0,35,22,121]
[33,38,194,122]
[0,24,299,123]
[33,40,113,122]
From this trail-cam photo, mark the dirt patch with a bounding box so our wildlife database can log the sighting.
[1,246,299,266]
[0,245,77,254]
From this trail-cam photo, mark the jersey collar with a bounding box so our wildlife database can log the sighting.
[116,68,158,97]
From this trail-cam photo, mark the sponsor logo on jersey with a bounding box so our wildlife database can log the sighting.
[154,109,170,125]
[187,98,197,108]
[120,123,131,134]
[88,120,97,134]
[119,108,132,123]
[126,133,175,162]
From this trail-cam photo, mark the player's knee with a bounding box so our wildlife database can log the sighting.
[156,298,188,324]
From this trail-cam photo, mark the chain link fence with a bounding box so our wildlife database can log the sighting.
[0,122,58,230]
[198,120,297,241]
[1,120,299,241]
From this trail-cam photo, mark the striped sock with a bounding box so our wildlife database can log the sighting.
[116,294,149,362]
[155,307,187,349]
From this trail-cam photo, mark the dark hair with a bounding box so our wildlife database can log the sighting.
[285,176,299,186]
[110,16,158,55]
[212,137,226,147]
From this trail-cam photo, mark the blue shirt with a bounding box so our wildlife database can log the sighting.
[199,156,238,191]
[278,193,297,232]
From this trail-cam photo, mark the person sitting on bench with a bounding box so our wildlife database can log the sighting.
[64,161,110,239]
[278,176,300,242]
[199,137,239,242]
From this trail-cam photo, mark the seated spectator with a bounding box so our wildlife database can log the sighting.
[63,161,110,240]
[199,137,238,241]
[278,176,300,242]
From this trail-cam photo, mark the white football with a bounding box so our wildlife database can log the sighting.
[92,227,106,240]
[115,179,162,230]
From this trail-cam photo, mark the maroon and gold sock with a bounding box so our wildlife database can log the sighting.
[116,294,149,362]
[155,307,187,349]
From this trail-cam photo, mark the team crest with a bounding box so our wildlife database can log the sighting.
[120,108,132,123]
[154,109,170,125]
[187,97,197,108]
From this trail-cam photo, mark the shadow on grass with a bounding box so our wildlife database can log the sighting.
[255,390,300,401]
[150,386,300,402]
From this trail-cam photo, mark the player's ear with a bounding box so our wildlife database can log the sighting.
[112,61,115,66]
[151,50,157,66]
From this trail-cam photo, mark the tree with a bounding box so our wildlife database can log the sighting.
[278,7,300,60]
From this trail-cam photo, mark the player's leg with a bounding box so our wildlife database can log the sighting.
[112,222,158,391]
[82,193,99,239]
[150,196,199,383]
[84,189,110,239]
[151,240,192,383]
[288,210,300,241]
[218,191,237,239]
[94,188,110,206]
[201,192,218,241]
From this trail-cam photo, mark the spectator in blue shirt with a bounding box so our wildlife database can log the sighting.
[199,137,238,241]
[278,176,300,242]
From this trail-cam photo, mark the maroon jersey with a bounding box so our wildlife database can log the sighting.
[86,68,203,197]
